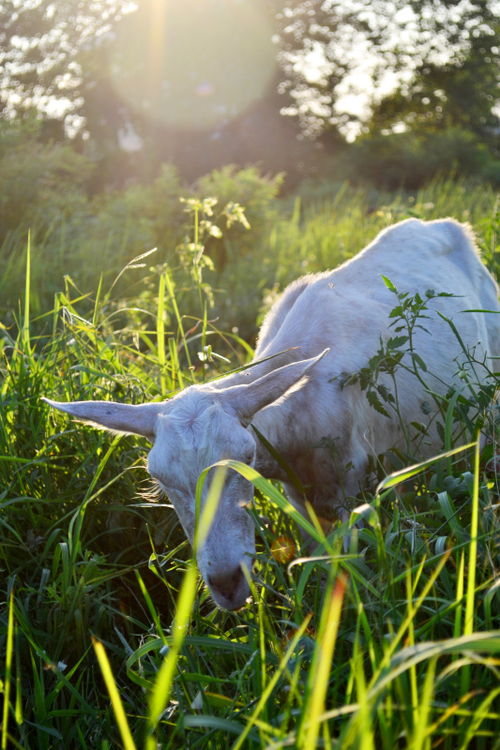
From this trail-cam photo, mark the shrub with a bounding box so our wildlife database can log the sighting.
[0,119,92,239]
[350,127,500,189]
[0,145,284,319]
[196,165,283,267]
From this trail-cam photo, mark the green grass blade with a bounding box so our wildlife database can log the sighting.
[194,465,228,553]
[231,613,313,750]
[92,637,137,750]
[22,231,31,356]
[410,656,437,750]
[164,267,192,372]
[376,442,476,492]
[461,435,481,694]
[68,434,123,562]
[207,459,329,546]
[453,550,465,639]
[1,590,15,750]
[369,631,500,699]
[146,561,198,746]
[157,271,167,394]
[462,686,500,748]
[299,573,347,750]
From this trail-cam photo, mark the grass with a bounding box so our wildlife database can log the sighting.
[0,178,499,748]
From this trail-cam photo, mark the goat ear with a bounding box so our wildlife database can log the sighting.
[42,398,160,439]
[224,348,329,424]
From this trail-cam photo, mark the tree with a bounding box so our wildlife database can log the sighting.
[1,0,497,185]
[368,19,500,148]
[272,0,499,140]
[0,0,316,185]
[0,0,128,131]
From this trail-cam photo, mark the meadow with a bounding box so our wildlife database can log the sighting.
[0,176,499,749]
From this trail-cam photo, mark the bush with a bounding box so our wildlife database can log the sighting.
[0,132,284,318]
[0,119,92,239]
[195,165,283,267]
[350,127,500,189]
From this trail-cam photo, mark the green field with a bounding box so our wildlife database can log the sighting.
[1,177,499,749]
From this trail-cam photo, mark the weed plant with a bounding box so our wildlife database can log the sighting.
[0,184,499,749]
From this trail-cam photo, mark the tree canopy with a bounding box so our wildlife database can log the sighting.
[1,0,498,185]
[273,0,499,139]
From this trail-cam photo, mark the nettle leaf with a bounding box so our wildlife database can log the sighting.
[388,350,405,368]
[387,335,408,349]
[412,353,428,372]
[367,390,391,418]
[359,370,372,389]
[420,400,433,415]
[377,384,395,404]
[411,421,429,435]
[381,275,398,293]
[337,372,355,389]
[389,306,404,318]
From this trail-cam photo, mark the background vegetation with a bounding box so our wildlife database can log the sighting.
[1,0,499,189]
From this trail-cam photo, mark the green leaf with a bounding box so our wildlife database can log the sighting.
[389,305,404,318]
[367,390,391,418]
[387,335,408,349]
[412,352,428,372]
[381,275,397,292]
[410,421,429,435]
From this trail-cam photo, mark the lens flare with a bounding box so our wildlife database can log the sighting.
[109,0,276,131]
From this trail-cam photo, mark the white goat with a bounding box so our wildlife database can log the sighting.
[45,218,499,609]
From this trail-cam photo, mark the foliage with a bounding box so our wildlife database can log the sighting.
[2,0,498,188]
[0,121,282,323]
[368,14,500,148]
[342,281,498,461]
[273,0,499,138]
[196,166,283,267]
[0,119,91,237]
[1,127,496,346]
[348,127,500,189]
[0,0,129,127]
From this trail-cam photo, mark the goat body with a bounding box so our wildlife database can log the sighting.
[45,218,500,609]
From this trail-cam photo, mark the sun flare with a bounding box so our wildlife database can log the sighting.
[109,0,276,131]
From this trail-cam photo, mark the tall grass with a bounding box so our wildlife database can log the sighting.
[0,180,499,748]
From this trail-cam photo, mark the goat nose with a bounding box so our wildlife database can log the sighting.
[208,567,244,601]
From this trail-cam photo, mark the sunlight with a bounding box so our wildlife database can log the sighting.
[109,0,276,131]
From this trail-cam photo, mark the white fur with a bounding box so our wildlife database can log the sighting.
[44,218,500,609]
